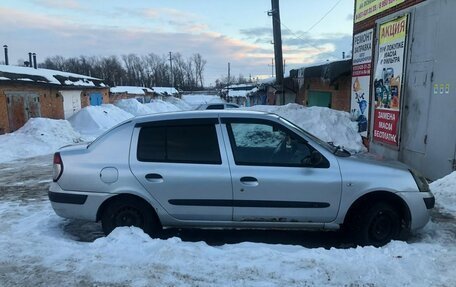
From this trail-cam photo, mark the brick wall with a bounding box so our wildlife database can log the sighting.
[295,75,351,112]
[81,88,110,107]
[0,93,7,134]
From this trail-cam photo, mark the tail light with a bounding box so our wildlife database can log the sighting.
[53,152,64,182]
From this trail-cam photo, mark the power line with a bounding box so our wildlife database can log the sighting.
[302,0,343,35]
[270,0,345,60]
[278,19,340,59]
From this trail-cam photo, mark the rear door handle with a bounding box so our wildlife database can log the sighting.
[145,173,163,183]
[240,176,259,186]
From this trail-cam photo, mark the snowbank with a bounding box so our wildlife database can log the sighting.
[68,104,134,139]
[182,94,224,108]
[114,99,154,116]
[145,100,181,113]
[430,171,456,213]
[247,104,366,153]
[164,96,193,110]
[0,118,82,163]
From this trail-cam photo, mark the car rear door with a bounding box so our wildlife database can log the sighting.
[221,117,342,223]
[129,117,233,221]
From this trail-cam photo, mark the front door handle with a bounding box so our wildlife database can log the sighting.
[240,176,259,187]
[145,173,163,183]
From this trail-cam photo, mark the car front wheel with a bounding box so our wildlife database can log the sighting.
[354,202,401,247]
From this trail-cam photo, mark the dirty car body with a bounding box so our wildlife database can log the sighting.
[49,110,435,246]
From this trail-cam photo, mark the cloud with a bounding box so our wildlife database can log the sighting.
[240,27,292,38]
[141,8,208,33]
[0,7,272,83]
[238,25,352,66]
[1,7,352,84]
[33,0,82,10]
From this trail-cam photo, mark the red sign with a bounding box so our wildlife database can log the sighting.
[352,63,371,77]
[373,110,400,145]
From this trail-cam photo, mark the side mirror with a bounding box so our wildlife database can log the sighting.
[302,151,323,167]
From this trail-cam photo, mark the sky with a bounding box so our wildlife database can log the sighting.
[0,0,355,86]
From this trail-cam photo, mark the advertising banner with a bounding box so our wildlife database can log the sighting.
[351,29,374,137]
[355,0,405,23]
[373,15,408,146]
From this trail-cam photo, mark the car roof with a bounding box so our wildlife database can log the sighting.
[133,109,278,124]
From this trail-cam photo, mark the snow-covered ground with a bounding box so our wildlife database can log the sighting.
[0,95,455,286]
[0,156,454,286]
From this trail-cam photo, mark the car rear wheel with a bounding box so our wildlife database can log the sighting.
[101,197,160,237]
[353,202,401,247]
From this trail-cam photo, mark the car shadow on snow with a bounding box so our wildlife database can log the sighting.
[63,219,354,249]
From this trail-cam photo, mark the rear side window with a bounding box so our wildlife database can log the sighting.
[137,124,221,164]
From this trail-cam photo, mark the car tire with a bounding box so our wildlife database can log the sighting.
[352,202,401,247]
[101,197,160,237]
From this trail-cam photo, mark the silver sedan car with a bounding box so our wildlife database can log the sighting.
[49,110,435,246]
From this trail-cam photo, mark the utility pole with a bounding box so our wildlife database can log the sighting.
[169,52,173,88]
[227,62,231,87]
[269,0,284,84]
[268,58,274,77]
[269,0,284,104]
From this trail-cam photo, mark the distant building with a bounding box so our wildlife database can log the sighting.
[224,84,257,106]
[0,65,108,134]
[110,86,154,104]
[152,87,179,99]
[290,59,352,112]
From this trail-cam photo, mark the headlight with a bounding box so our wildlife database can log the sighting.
[409,169,430,192]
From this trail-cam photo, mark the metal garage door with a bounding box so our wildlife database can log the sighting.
[307,91,332,108]
[61,90,82,119]
[399,0,456,179]
[89,92,103,106]
[6,92,41,132]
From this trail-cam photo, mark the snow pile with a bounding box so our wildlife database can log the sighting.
[114,99,154,116]
[0,118,82,163]
[247,104,366,153]
[430,171,456,213]
[145,100,181,113]
[68,104,133,138]
[164,96,193,110]
[182,94,224,108]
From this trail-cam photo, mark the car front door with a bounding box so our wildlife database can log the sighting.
[130,117,233,221]
[221,118,342,223]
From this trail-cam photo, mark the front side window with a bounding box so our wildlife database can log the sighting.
[137,124,221,164]
[227,121,328,167]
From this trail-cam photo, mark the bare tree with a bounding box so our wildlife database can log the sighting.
[193,53,207,88]
[39,52,208,89]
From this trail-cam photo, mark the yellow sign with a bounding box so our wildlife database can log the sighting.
[355,0,405,23]
[378,15,407,45]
